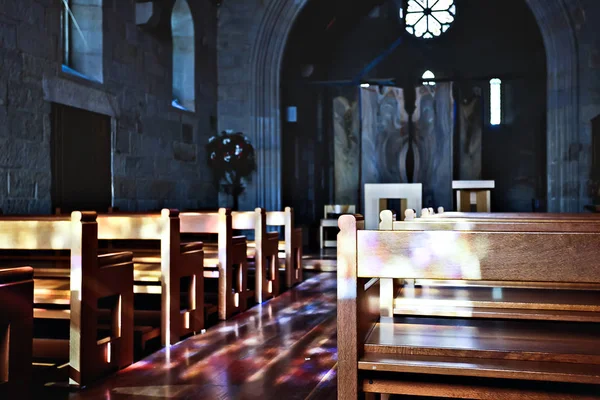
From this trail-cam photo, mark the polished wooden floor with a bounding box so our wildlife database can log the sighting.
[39,272,338,400]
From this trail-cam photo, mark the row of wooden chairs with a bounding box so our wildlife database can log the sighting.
[0,207,303,392]
[338,209,600,399]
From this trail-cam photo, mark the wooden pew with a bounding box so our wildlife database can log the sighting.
[180,208,249,320]
[232,208,279,303]
[265,207,303,288]
[97,209,204,347]
[337,213,600,399]
[0,267,33,397]
[0,213,134,387]
[380,209,600,317]
[31,210,204,348]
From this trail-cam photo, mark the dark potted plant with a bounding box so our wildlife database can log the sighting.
[206,131,257,210]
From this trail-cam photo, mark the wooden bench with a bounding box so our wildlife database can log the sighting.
[232,208,280,303]
[0,213,134,387]
[180,208,249,320]
[97,209,204,347]
[26,210,205,348]
[337,213,600,399]
[0,267,33,397]
[265,207,303,288]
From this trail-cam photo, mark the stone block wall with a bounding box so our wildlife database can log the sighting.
[574,0,600,203]
[0,0,218,214]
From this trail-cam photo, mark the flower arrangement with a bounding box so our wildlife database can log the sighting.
[206,131,257,210]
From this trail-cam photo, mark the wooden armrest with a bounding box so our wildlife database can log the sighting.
[0,266,34,284]
[33,268,70,278]
[266,231,279,241]
[98,252,133,267]
[232,235,246,246]
[180,241,203,253]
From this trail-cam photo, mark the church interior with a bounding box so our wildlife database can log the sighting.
[1,0,600,398]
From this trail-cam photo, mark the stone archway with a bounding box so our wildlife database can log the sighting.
[218,0,580,212]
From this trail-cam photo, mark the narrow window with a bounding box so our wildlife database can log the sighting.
[172,0,196,112]
[60,0,103,82]
[490,78,502,125]
[422,70,435,86]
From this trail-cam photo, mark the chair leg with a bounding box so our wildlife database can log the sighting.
[319,225,324,249]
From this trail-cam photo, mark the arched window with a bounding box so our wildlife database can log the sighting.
[490,78,502,125]
[422,70,436,86]
[61,0,103,82]
[405,0,456,39]
[172,0,195,112]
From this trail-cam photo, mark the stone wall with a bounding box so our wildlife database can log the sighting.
[573,0,600,205]
[0,0,218,214]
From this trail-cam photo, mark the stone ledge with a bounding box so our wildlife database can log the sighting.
[42,75,119,117]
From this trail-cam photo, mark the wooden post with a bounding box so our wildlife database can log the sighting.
[337,214,361,400]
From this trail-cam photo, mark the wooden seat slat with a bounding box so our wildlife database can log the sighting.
[393,304,600,322]
[359,353,600,385]
[413,279,600,291]
[365,317,600,364]
[396,286,600,312]
[362,379,600,399]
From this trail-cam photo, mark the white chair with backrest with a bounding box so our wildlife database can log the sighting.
[319,205,356,249]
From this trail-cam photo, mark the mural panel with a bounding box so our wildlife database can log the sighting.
[458,87,483,180]
[360,86,410,186]
[333,89,360,205]
[412,83,454,210]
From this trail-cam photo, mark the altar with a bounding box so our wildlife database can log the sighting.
[453,180,495,212]
[364,183,422,229]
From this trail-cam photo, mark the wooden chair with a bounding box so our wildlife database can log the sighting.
[338,213,600,399]
[33,210,205,348]
[0,213,134,387]
[97,209,204,347]
[180,208,249,320]
[233,208,280,303]
[0,267,33,397]
[265,207,303,288]
[320,205,355,249]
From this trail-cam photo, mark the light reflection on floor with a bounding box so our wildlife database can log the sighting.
[67,272,338,400]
